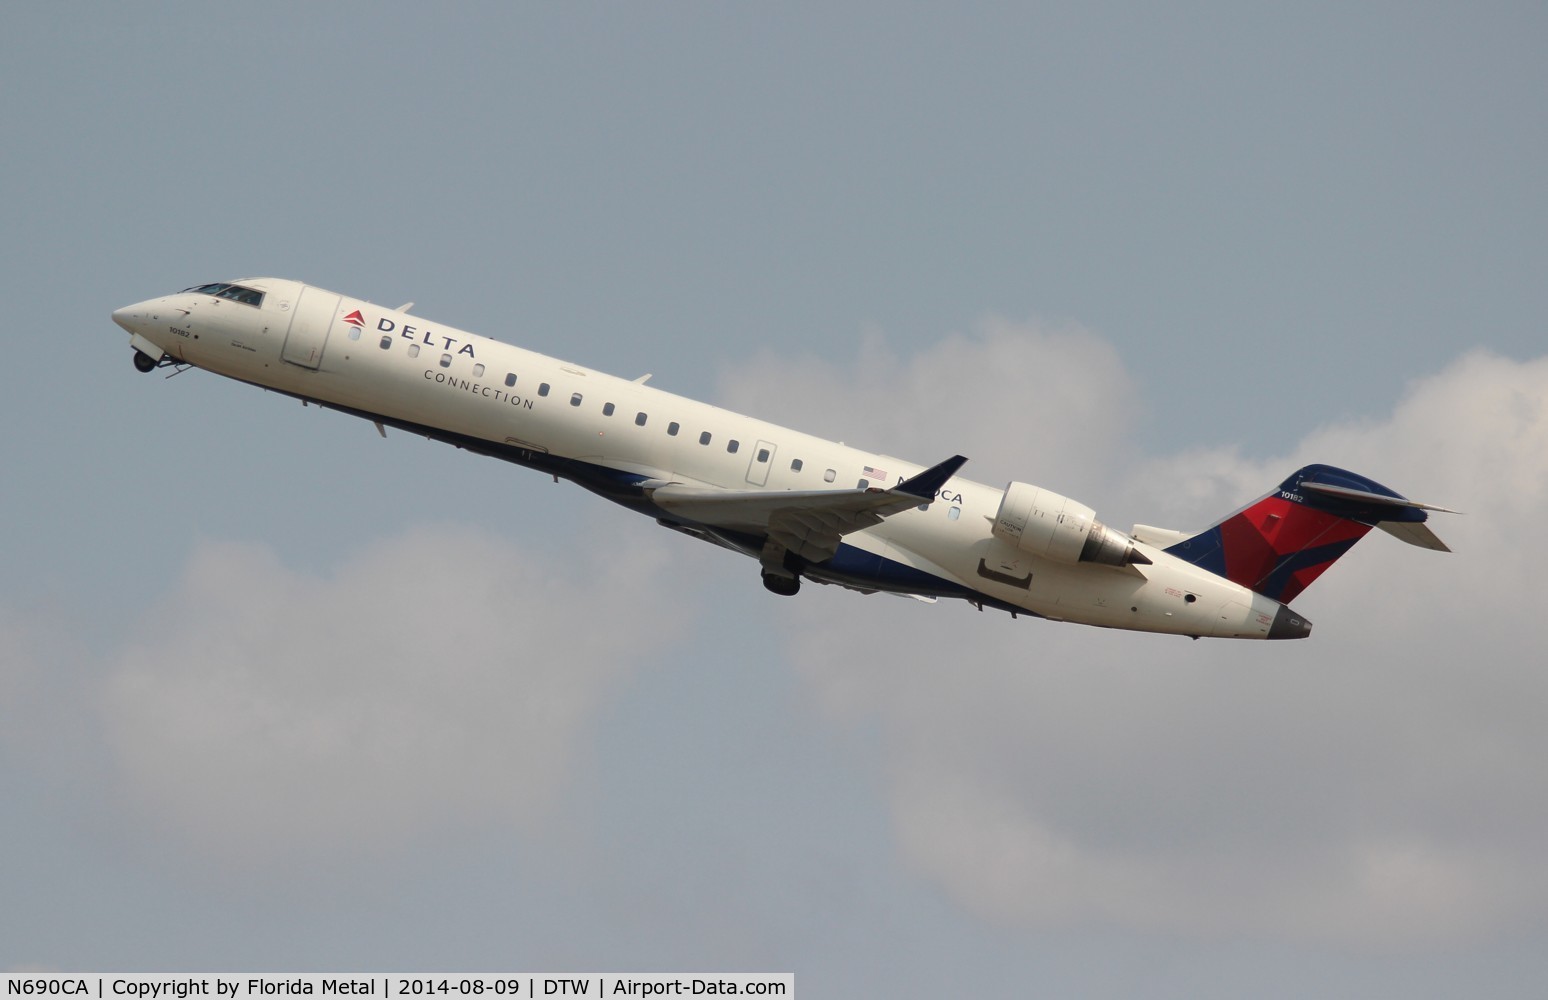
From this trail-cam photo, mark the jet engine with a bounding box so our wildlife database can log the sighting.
[991,481,1150,567]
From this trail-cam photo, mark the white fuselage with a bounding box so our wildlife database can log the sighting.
[112,278,1298,639]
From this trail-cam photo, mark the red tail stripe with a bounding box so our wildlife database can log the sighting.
[1219,497,1372,598]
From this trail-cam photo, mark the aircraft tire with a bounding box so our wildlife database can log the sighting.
[762,572,800,597]
[133,351,158,373]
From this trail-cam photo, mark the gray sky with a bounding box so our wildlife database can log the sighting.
[3,3,1546,996]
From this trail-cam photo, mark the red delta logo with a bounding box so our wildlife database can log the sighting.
[342,309,365,327]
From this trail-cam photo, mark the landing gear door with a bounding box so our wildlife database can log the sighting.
[281,286,342,369]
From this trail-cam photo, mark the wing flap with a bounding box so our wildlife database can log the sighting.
[770,506,887,563]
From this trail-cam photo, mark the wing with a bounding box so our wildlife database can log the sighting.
[645,455,968,563]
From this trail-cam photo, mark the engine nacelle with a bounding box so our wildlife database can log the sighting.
[991,481,1150,567]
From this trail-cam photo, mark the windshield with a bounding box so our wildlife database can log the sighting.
[183,282,264,307]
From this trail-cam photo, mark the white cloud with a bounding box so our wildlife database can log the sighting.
[729,325,1548,949]
[715,317,1138,496]
[1,523,688,870]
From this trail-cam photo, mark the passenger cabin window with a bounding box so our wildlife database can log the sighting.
[505,373,517,387]
[407,344,420,358]
[348,326,361,341]
[668,422,680,436]
[858,479,870,490]
[538,383,550,396]
[603,403,615,416]
[948,506,962,521]
[379,336,392,350]
[570,393,583,407]
[757,448,770,463]
[727,440,739,454]
[473,363,485,377]
[440,353,452,368]
[791,459,803,472]
[824,469,836,483]
[635,412,647,427]
[699,432,712,446]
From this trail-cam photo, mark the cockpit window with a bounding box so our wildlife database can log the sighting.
[182,282,264,307]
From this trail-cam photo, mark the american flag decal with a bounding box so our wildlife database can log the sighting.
[863,465,887,480]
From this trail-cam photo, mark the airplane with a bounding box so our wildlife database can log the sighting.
[111,278,1455,640]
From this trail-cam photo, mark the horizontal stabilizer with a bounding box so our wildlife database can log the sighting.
[1302,480,1462,514]
[1377,519,1451,552]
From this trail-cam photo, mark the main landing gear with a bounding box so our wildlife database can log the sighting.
[759,538,804,596]
[761,571,801,596]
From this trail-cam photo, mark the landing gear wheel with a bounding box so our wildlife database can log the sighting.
[133,350,159,373]
[762,572,801,597]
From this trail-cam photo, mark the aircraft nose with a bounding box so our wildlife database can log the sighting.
[112,299,160,336]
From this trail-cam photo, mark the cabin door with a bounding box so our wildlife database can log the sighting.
[745,440,777,486]
[281,286,342,369]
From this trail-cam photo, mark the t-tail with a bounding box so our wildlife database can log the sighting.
[1162,464,1456,604]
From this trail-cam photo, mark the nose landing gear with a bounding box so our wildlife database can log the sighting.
[132,349,190,378]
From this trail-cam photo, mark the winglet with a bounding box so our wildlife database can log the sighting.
[895,455,969,500]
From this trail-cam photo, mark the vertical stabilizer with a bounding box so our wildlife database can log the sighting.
[1164,465,1452,603]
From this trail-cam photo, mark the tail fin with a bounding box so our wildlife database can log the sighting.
[1164,464,1455,604]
